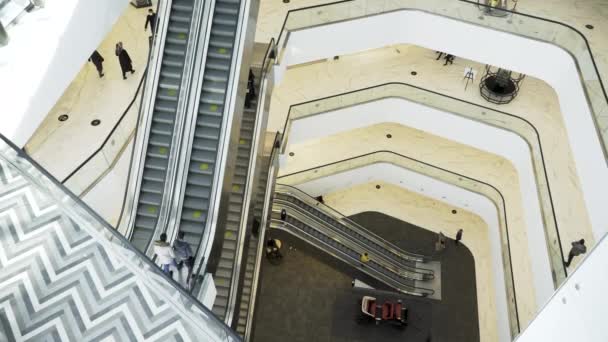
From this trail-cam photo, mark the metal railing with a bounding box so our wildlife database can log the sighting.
[279,81,568,287]
[0,133,242,341]
[272,0,608,161]
[222,37,277,326]
[278,150,520,334]
[243,132,281,341]
[275,183,432,264]
[176,0,253,295]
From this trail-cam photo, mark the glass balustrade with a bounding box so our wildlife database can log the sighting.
[274,0,608,161]
[277,150,520,335]
[282,82,567,288]
[0,134,241,341]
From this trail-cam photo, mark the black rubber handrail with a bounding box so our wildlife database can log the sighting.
[274,183,433,264]
[60,57,150,185]
[272,195,435,279]
[274,0,608,111]
[269,216,435,297]
[279,81,567,282]
[278,149,520,332]
[189,38,277,287]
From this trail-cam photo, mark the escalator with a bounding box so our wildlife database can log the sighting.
[235,157,269,335]
[270,185,437,297]
[0,136,240,341]
[175,0,243,255]
[128,0,199,251]
[212,71,259,320]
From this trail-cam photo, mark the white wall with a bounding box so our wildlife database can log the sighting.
[275,9,608,242]
[287,97,555,309]
[515,234,608,342]
[0,0,128,147]
[288,162,511,342]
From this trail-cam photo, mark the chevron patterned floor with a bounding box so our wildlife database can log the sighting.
[0,141,236,342]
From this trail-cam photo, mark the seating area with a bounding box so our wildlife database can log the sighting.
[360,296,408,327]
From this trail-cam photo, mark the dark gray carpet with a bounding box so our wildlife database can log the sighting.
[251,211,479,342]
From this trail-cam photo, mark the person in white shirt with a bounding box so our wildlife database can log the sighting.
[153,233,178,276]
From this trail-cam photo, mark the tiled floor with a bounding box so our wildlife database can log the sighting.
[252,211,478,342]
[24,2,152,183]
[19,2,607,340]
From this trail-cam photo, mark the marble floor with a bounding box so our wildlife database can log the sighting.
[268,42,593,255]
[297,180,498,341]
[279,122,537,329]
[254,0,608,82]
[252,211,479,342]
[17,1,608,340]
[24,2,152,184]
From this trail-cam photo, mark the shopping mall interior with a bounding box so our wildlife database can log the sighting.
[0,0,607,341]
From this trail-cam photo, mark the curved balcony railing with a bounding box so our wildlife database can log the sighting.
[280,81,567,289]
[278,150,520,335]
[272,0,608,162]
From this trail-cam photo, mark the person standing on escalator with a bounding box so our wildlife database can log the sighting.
[154,233,178,279]
[174,232,194,289]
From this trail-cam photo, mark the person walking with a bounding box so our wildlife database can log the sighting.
[444,54,455,66]
[145,9,157,34]
[115,42,135,80]
[88,50,105,78]
[153,233,178,277]
[173,231,194,288]
[455,229,463,245]
[565,239,587,267]
[435,232,447,252]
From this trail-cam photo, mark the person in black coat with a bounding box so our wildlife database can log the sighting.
[88,50,104,78]
[115,42,135,80]
[145,9,157,34]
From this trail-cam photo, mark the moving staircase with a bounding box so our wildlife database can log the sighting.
[212,72,258,320]
[271,185,436,297]
[175,0,243,255]
[130,0,198,252]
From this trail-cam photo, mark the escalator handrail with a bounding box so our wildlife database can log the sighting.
[162,0,218,259]
[0,133,242,341]
[269,217,434,297]
[180,0,252,292]
[277,149,521,331]
[273,0,607,112]
[119,0,175,240]
[272,203,433,282]
[144,0,211,257]
[222,37,278,326]
[272,197,435,280]
[278,80,565,279]
[243,131,281,341]
[275,184,433,262]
